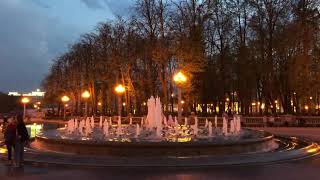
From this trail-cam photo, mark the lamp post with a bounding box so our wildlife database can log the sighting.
[173,71,187,122]
[114,84,125,117]
[21,97,30,119]
[97,102,102,115]
[61,95,70,119]
[82,90,90,117]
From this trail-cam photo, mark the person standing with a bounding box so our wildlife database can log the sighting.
[14,114,29,167]
[1,117,8,134]
[4,118,16,165]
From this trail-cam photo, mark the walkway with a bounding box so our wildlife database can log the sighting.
[0,128,320,180]
[251,127,320,142]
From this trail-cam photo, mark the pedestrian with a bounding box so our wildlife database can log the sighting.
[4,117,16,165]
[227,108,232,117]
[14,114,29,167]
[263,116,267,127]
[1,117,8,134]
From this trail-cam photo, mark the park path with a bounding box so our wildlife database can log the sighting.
[0,127,320,179]
[251,127,320,142]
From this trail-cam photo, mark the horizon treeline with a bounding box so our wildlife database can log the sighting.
[43,0,320,116]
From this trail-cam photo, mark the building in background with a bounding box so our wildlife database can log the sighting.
[8,89,45,102]
[7,89,46,119]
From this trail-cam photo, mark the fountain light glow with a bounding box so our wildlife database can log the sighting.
[26,123,43,138]
[307,147,319,153]
[0,147,7,154]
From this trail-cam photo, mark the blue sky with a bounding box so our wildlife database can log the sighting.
[0,0,133,92]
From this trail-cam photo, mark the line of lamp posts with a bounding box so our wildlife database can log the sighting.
[20,71,187,121]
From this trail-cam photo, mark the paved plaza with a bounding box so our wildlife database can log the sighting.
[0,127,319,180]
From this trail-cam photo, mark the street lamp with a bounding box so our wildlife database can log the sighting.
[115,84,125,117]
[21,97,30,119]
[61,95,70,119]
[97,102,102,114]
[173,71,187,122]
[82,90,90,117]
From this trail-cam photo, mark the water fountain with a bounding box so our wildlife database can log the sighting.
[215,115,218,128]
[103,119,109,136]
[59,96,247,145]
[208,121,213,137]
[135,124,140,138]
[192,117,199,136]
[99,116,103,128]
[25,96,319,167]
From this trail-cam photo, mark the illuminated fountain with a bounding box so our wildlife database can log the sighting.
[25,96,319,166]
[62,97,243,143]
[0,73,318,166]
[31,96,279,156]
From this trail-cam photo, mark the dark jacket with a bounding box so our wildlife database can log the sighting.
[16,123,29,142]
[4,124,16,144]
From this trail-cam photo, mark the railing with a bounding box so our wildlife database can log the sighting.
[30,115,320,127]
[297,116,320,127]
[241,116,320,127]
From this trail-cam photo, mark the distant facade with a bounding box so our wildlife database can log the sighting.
[8,89,45,102]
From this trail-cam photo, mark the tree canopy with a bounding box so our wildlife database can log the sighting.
[43,0,320,116]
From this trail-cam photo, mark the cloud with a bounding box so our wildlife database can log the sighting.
[0,0,130,92]
[103,0,133,16]
[80,0,133,16]
[81,0,105,10]
[31,0,51,9]
[0,0,74,92]
[0,1,48,91]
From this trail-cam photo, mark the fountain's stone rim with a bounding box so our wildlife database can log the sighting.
[34,130,273,147]
[31,130,278,156]
[5,136,319,167]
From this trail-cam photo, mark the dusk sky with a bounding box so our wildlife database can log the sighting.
[0,0,133,92]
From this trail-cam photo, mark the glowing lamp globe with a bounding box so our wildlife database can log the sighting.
[61,95,70,103]
[173,72,187,84]
[115,84,125,94]
[82,91,91,99]
[21,97,30,104]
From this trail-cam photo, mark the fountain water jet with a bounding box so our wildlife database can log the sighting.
[208,121,213,137]
[99,116,103,128]
[135,124,140,138]
[222,116,228,135]
[214,115,217,128]
[103,120,109,137]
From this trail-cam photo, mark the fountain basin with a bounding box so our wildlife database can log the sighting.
[3,124,319,167]
[31,130,276,156]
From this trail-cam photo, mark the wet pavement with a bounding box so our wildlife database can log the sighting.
[252,127,320,142]
[0,127,320,180]
[1,157,320,180]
